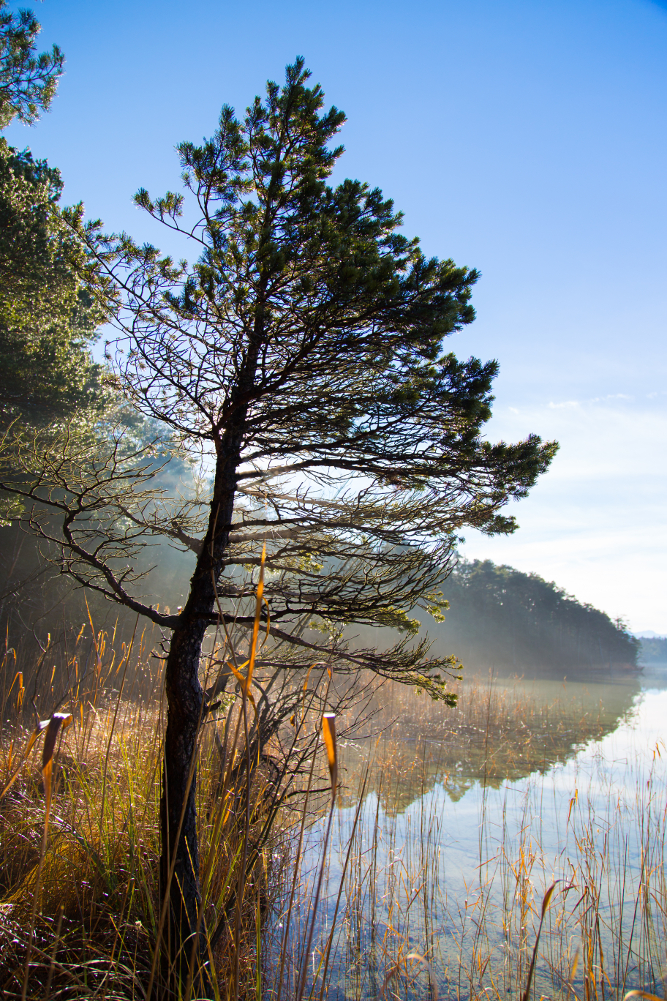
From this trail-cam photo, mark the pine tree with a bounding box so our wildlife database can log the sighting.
[0,2,105,532]
[4,59,558,976]
[0,0,104,429]
[0,0,63,128]
[0,140,105,425]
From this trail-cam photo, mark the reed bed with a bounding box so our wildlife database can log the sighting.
[0,614,300,1000]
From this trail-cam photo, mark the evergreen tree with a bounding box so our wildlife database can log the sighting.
[0,2,107,539]
[4,60,558,974]
[0,1,63,128]
[0,0,105,432]
[0,140,105,424]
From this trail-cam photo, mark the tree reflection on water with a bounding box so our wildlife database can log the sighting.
[337,670,642,814]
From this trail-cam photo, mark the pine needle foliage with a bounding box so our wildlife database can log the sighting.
[0,1,105,428]
[69,56,557,688]
[0,0,63,129]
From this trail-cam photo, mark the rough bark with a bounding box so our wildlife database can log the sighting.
[160,615,207,963]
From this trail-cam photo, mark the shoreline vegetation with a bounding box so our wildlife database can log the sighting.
[0,499,648,999]
[432,559,640,675]
[639,636,667,664]
[0,530,641,696]
[1,50,557,975]
[0,612,296,1000]
[0,603,660,999]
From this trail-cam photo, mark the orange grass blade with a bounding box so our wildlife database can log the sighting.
[521,881,559,1001]
[1,713,69,800]
[247,543,266,689]
[322,712,337,801]
[540,879,557,917]
[7,671,24,711]
[41,713,72,837]
[225,660,258,716]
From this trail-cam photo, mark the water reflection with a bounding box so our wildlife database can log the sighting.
[275,668,667,1001]
[337,670,643,814]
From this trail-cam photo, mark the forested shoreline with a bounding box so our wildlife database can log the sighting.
[431,559,640,673]
[639,635,667,663]
[1,538,641,684]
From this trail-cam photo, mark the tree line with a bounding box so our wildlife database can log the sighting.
[435,559,639,672]
[639,636,667,663]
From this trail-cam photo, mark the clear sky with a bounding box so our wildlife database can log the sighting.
[7,0,666,631]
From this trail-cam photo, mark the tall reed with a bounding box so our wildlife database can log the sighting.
[0,568,367,999]
[0,602,307,999]
[1,609,659,1001]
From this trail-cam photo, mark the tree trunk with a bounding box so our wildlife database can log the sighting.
[160,613,208,979]
[159,469,237,986]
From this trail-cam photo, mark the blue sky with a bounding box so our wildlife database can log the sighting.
[7,0,666,631]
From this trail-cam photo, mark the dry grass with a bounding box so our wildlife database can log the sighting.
[0,613,294,1000]
[0,586,366,1001]
[269,673,667,1001]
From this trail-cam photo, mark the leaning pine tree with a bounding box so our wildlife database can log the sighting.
[2,60,557,982]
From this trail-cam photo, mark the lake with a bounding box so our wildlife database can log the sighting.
[271,666,667,1001]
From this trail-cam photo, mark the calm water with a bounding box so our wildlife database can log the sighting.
[273,667,667,1001]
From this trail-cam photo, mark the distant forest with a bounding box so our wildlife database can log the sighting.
[639,637,667,663]
[430,559,640,673]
